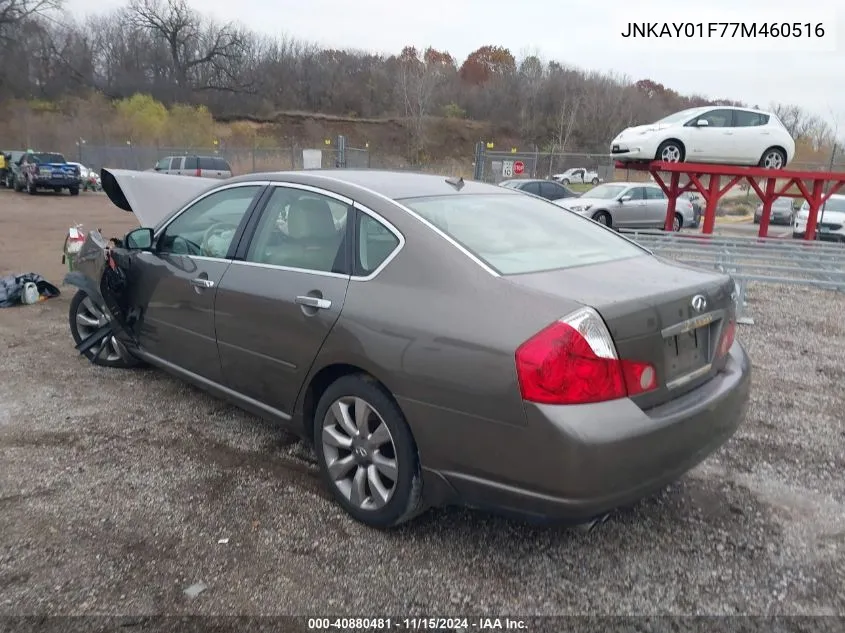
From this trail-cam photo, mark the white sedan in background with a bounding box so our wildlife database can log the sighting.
[793,194,845,243]
[611,106,795,169]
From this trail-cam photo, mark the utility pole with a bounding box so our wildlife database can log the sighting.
[819,141,838,227]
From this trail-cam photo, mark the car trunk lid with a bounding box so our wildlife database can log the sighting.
[507,254,737,410]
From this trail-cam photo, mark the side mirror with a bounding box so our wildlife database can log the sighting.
[619,195,632,203]
[125,227,154,250]
[695,119,709,127]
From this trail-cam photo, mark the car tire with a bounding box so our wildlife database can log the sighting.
[313,374,424,529]
[591,177,600,185]
[68,289,139,369]
[656,140,685,163]
[69,187,79,196]
[759,147,787,170]
[591,210,612,227]
[673,213,683,232]
[561,178,570,185]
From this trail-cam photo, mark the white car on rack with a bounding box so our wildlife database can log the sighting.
[793,194,845,242]
[611,106,795,169]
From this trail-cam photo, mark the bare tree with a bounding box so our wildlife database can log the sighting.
[397,46,454,162]
[0,0,61,38]
[128,0,248,94]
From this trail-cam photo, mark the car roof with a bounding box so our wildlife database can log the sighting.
[229,169,516,200]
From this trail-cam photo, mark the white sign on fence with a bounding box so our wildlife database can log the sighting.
[502,160,514,178]
[302,149,323,170]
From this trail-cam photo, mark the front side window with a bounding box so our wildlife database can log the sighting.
[158,185,261,257]
[401,193,647,275]
[155,157,170,170]
[246,187,350,274]
[692,109,734,128]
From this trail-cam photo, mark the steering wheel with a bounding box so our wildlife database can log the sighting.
[201,222,239,257]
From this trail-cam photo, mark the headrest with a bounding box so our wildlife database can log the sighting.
[287,198,338,239]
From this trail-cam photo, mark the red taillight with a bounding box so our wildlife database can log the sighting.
[515,307,657,405]
[717,319,736,358]
[196,168,202,177]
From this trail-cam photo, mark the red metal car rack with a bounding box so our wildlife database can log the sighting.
[615,160,845,240]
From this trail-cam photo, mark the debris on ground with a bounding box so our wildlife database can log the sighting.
[183,582,208,599]
[0,273,60,307]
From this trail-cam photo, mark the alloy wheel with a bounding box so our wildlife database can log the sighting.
[75,296,127,363]
[660,145,682,162]
[321,396,399,511]
[763,151,784,169]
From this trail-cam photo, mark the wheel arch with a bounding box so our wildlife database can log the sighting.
[655,138,686,161]
[760,145,788,165]
[296,360,404,446]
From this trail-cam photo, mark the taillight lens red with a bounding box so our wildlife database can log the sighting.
[717,319,736,357]
[515,308,658,405]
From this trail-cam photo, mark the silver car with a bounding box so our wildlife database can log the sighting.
[152,155,233,179]
[554,182,696,231]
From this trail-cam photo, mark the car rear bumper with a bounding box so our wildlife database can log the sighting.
[424,341,750,523]
[33,177,80,187]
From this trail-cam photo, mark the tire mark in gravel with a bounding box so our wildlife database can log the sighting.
[148,434,331,501]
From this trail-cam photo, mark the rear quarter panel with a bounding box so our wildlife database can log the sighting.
[300,192,583,477]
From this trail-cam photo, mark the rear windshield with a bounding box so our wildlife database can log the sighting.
[401,193,647,275]
[33,152,66,163]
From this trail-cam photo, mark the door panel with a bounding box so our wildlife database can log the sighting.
[644,186,669,226]
[612,186,648,228]
[215,185,353,416]
[732,110,771,165]
[126,184,264,381]
[128,254,232,381]
[687,108,734,162]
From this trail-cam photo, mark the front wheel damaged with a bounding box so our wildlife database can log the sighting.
[64,230,142,368]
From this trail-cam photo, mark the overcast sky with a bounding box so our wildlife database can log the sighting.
[65,0,844,130]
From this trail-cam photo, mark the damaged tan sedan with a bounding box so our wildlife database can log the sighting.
[65,168,750,529]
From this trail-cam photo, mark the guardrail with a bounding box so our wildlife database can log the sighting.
[620,229,845,325]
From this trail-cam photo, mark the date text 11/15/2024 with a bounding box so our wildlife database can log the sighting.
[308,617,528,631]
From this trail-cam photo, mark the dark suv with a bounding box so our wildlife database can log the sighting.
[17,151,81,195]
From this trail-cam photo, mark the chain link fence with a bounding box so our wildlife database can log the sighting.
[76,142,372,176]
[473,144,845,188]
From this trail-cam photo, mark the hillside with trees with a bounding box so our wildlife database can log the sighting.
[0,0,839,168]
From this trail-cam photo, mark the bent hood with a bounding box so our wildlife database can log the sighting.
[101,168,217,227]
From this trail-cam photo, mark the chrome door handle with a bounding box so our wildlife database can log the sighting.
[190,278,215,289]
[295,295,331,309]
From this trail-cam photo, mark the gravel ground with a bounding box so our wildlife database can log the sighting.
[0,188,843,618]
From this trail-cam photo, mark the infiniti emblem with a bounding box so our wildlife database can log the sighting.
[691,294,707,312]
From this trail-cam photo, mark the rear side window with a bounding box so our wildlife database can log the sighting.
[645,187,666,200]
[183,156,198,170]
[522,181,541,195]
[734,110,769,127]
[356,214,400,276]
[401,193,646,275]
[213,157,231,171]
